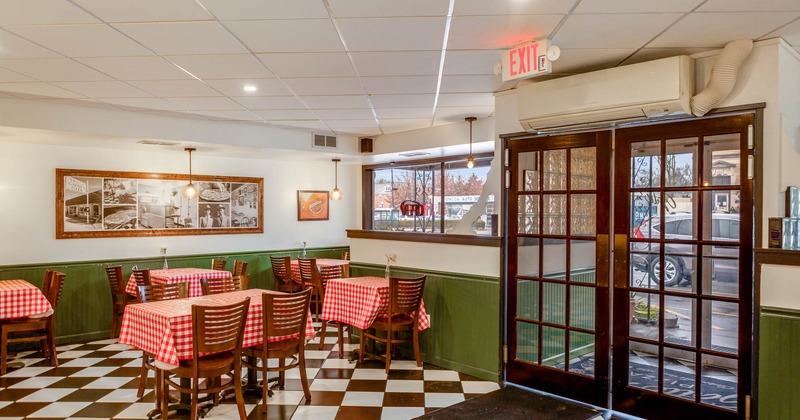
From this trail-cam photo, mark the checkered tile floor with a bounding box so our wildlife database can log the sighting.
[0,324,500,419]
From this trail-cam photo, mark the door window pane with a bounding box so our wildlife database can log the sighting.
[542,282,566,326]
[703,133,741,187]
[631,192,658,238]
[664,296,695,347]
[568,331,595,377]
[664,349,696,401]
[570,194,596,236]
[517,237,540,278]
[631,141,661,188]
[517,280,539,321]
[630,241,659,290]
[543,239,567,278]
[542,326,565,368]
[519,151,540,191]
[703,300,738,354]
[545,195,566,235]
[516,322,539,364]
[570,285,595,330]
[544,149,567,191]
[701,354,738,411]
[665,137,698,187]
[703,191,740,242]
[570,240,596,283]
[518,195,540,234]
[664,191,697,240]
[631,293,659,340]
[628,341,659,391]
[570,147,596,190]
[703,246,739,297]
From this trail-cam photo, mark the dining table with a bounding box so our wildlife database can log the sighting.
[124,267,232,298]
[290,258,350,284]
[0,279,54,373]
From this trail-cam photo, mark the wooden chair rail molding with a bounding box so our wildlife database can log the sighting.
[754,248,800,266]
[346,229,501,247]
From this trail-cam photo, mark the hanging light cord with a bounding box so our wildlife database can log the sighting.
[469,119,473,156]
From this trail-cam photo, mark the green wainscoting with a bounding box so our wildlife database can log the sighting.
[350,263,501,382]
[759,306,800,419]
[0,247,347,345]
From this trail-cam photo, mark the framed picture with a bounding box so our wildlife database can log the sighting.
[297,190,329,221]
[56,168,263,239]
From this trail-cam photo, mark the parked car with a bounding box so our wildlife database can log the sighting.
[631,213,740,286]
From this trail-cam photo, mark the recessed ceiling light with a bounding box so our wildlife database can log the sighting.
[243,85,257,93]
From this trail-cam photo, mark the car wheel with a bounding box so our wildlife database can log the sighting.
[649,256,683,287]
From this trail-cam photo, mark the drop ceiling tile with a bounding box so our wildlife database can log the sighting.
[552,13,682,49]
[163,96,243,110]
[30,97,118,109]
[75,56,193,80]
[224,20,344,53]
[282,77,364,95]
[301,95,371,109]
[113,22,248,55]
[375,107,433,119]
[314,108,375,120]
[50,81,152,98]
[271,120,328,131]
[0,58,111,81]
[443,50,502,75]
[127,80,222,97]
[256,53,355,78]
[434,106,494,122]
[165,54,273,79]
[200,0,330,20]
[0,30,62,59]
[336,17,445,51]
[649,12,799,48]
[574,0,704,13]
[437,93,494,107]
[621,47,716,65]
[549,48,635,73]
[448,15,563,50]
[203,79,291,96]
[764,18,800,45]
[328,0,449,17]
[0,0,100,25]
[334,127,382,136]
[370,94,434,108]
[0,82,85,98]
[99,97,185,111]
[193,110,261,121]
[73,0,213,22]
[351,51,441,76]
[5,24,152,57]
[324,119,380,129]
[230,95,307,110]
[699,0,800,12]
[253,109,318,120]
[0,67,35,82]
[361,76,438,95]
[455,0,575,15]
[380,119,432,133]
[440,75,508,93]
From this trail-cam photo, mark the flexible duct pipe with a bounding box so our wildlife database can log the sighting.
[690,39,753,117]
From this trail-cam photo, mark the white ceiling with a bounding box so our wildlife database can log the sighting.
[0,0,798,138]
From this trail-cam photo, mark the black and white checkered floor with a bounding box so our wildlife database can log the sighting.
[0,324,500,419]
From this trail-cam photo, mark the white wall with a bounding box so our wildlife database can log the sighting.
[0,140,361,265]
[761,264,800,311]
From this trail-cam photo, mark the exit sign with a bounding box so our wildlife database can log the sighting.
[502,39,553,82]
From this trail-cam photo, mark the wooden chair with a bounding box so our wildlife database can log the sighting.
[270,255,298,293]
[232,274,248,291]
[131,268,152,296]
[211,258,227,271]
[342,251,350,261]
[104,265,139,339]
[160,298,250,420]
[298,258,347,355]
[232,260,248,277]
[134,282,188,399]
[242,289,312,413]
[200,277,242,295]
[360,275,427,373]
[1,271,66,375]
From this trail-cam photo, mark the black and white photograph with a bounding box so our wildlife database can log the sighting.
[103,178,137,205]
[231,183,259,227]
[63,176,103,232]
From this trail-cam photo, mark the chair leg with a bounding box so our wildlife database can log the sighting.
[46,326,58,367]
[234,369,247,420]
[413,328,422,367]
[278,358,285,389]
[137,354,148,398]
[385,330,391,374]
[190,386,198,420]
[260,363,269,413]
[1,328,7,375]
[110,308,118,339]
[337,323,344,357]
[160,372,169,420]
[358,329,366,364]
[318,320,328,350]
[298,350,311,402]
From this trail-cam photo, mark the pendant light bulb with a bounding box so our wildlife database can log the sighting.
[331,158,342,201]
[183,147,197,199]
[465,117,477,169]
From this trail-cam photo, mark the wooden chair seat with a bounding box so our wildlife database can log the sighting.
[270,255,298,293]
[175,350,235,376]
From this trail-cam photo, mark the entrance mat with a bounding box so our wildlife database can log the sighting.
[415,385,604,420]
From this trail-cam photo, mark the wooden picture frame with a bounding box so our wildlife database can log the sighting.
[297,190,329,221]
[56,168,263,239]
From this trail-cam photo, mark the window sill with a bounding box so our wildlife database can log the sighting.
[346,229,501,247]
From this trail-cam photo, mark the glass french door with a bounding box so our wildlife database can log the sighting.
[506,131,611,406]
[612,115,754,419]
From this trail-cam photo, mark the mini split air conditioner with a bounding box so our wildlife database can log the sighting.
[518,55,694,133]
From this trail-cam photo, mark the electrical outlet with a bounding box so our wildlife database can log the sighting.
[160,247,167,255]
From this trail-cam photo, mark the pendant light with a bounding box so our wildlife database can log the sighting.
[331,158,342,200]
[466,117,476,168]
[183,147,197,199]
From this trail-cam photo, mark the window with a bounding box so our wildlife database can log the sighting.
[364,154,494,235]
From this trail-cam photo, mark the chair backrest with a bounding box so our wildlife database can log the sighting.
[104,265,126,304]
[138,282,188,303]
[270,255,292,282]
[389,275,426,316]
[297,258,322,290]
[264,288,311,345]
[132,268,152,287]
[201,277,237,295]
[342,251,350,261]
[191,298,250,357]
[232,260,248,277]
[40,269,55,297]
[232,274,249,291]
[44,271,67,310]
[211,258,227,271]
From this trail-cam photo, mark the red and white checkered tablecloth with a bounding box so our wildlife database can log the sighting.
[0,280,54,320]
[118,289,315,367]
[320,276,430,331]
[125,268,232,297]
[290,259,349,285]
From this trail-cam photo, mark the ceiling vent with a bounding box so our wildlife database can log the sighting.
[398,152,431,157]
[313,134,337,149]
[137,140,179,146]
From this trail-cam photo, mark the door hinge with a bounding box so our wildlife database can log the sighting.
[505,170,511,189]
[745,395,751,420]
[504,148,509,166]
[748,155,754,179]
[503,344,508,364]
[747,124,754,150]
